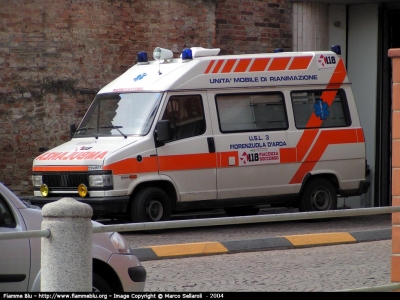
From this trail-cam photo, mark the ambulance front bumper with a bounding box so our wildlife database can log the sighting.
[23,195,130,215]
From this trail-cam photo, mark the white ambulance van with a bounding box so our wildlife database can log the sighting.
[29,45,370,222]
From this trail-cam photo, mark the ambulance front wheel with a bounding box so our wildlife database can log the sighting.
[130,187,171,222]
[299,178,337,212]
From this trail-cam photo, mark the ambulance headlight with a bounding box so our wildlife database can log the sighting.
[40,184,49,197]
[88,174,113,187]
[78,184,88,197]
[32,175,43,187]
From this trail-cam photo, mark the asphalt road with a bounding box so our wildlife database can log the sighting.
[120,208,391,249]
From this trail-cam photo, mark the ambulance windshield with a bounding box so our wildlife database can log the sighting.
[74,92,163,138]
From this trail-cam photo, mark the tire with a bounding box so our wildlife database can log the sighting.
[131,187,171,223]
[299,178,337,212]
[92,273,113,292]
[224,206,260,217]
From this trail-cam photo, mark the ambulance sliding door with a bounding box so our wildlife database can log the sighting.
[210,90,292,199]
[156,92,217,202]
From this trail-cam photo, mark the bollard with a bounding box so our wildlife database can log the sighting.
[41,197,93,292]
[389,48,400,288]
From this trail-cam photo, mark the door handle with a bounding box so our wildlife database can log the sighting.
[207,137,215,153]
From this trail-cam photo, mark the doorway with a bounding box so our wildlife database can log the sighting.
[376,3,400,206]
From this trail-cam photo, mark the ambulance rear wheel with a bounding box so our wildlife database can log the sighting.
[131,187,171,222]
[299,178,337,212]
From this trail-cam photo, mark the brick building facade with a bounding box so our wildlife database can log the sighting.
[0,0,292,195]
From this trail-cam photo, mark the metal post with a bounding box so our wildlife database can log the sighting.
[41,197,93,292]
[389,48,400,288]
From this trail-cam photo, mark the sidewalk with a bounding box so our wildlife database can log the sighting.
[131,228,391,261]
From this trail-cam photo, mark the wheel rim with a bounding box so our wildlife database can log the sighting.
[311,188,331,210]
[146,199,164,221]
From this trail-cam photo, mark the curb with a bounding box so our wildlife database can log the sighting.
[131,228,391,261]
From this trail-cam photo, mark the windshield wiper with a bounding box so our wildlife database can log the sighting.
[99,125,127,139]
[76,127,94,134]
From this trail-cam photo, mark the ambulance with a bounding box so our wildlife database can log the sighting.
[29,45,370,222]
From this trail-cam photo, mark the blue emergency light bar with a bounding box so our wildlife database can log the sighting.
[137,51,149,64]
[181,48,193,60]
[331,45,341,55]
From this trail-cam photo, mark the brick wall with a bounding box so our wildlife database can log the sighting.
[389,48,400,283]
[0,0,292,195]
[215,0,292,54]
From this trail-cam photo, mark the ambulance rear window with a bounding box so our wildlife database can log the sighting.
[216,92,288,133]
[291,89,351,129]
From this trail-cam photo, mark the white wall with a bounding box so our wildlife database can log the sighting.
[328,5,347,64]
[347,3,379,207]
[292,2,328,51]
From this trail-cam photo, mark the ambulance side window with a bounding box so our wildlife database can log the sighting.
[216,92,288,133]
[291,89,351,129]
[161,95,206,141]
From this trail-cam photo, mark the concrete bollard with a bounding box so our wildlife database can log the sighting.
[41,197,93,292]
[389,48,400,286]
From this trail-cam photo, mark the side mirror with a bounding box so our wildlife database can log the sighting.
[70,124,77,138]
[155,120,172,146]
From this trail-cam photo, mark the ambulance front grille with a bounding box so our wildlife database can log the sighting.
[43,173,88,188]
